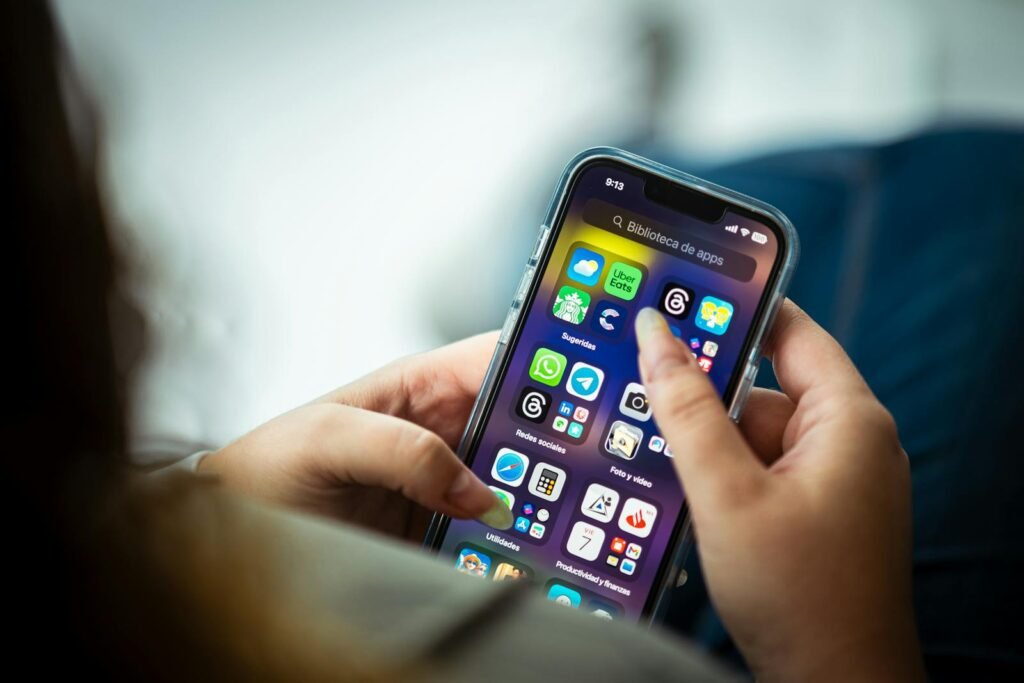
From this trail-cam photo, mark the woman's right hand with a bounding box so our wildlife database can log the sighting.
[636,302,925,683]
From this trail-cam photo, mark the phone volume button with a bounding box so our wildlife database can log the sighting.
[515,266,536,303]
[529,224,551,265]
[499,307,519,344]
[731,364,759,421]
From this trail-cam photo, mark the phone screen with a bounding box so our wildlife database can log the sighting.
[435,158,786,621]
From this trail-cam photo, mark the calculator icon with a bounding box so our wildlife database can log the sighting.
[527,462,568,502]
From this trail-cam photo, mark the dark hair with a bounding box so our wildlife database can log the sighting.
[2,2,136,675]
[0,8,390,681]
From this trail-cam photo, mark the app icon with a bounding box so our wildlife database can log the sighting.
[590,300,627,338]
[557,400,574,417]
[566,521,606,561]
[552,416,568,432]
[695,295,735,335]
[529,522,546,539]
[625,543,642,560]
[648,435,665,453]
[609,537,626,554]
[580,483,621,523]
[566,362,605,401]
[659,283,695,319]
[618,382,651,422]
[620,558,637,576]
[455,548,492,577]
[669,325,683,338]
[566,246,605,287]
[588,599,620,620]
[702,340,719,358]
[567,422,584,439]
[618,497,658,538]
[552,285,591,325]
[528,462,568,502]
[604,262,643,301]
[489,486,515,511]
[514,516,530,533]
[689,337,701,350]
[573,406,590,422]
[697,356,713,373]
[491,448,530,487]
[515,386,551,423]
[604,421,643,461]
[664,444,674,458]
[522,503,535,516]
[606,555,619,567]
[547,583,582,608]
[493,562,529,582]
[537,508,550,522]
[528,347,567,387]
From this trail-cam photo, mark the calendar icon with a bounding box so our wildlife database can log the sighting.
[527,462,567,502]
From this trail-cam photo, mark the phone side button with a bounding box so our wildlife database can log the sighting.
[730,364,759,421]
[500,265,535,344]
[529,224,551,265]
[499,306,520,344]
[515,266,536,302]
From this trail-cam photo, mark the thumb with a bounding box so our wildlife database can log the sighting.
[305,405,514,530]
[635,308,765,516]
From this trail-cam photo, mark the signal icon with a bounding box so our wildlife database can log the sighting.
[740,228,750,237]
[724,225,738,234]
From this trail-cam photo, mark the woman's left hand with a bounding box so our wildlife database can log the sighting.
[198,331,511,540]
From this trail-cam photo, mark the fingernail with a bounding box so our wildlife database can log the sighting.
[636,307,692,384]
[635,307,669,345]
[447,470,514,530]
[477,497,514,530]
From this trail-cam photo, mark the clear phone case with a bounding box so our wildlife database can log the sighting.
[424,146,799,623]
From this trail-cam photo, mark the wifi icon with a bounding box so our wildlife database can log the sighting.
[740,228,750,237]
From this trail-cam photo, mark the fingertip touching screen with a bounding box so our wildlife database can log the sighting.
[437,159,784,621]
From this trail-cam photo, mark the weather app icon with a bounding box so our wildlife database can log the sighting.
[566,246,605,287]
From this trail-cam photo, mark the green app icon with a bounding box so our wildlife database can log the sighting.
[552,285,591,325]
[604,262,643,301]
[529,347,568,387]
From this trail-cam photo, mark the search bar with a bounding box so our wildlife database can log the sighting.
[582,199,756,282]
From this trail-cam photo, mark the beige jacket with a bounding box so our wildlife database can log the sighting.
[126,468,739,682]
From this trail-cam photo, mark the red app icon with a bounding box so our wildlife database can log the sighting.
[609,536,626,554]
[697,356,713,373]
[618,498,658,539]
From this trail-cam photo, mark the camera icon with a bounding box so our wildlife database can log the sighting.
[625,391,648,413]
[618,382,651,422]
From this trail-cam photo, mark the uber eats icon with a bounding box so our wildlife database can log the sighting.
[604,262,643,301]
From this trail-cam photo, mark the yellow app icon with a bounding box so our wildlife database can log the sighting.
[695,296,734,336]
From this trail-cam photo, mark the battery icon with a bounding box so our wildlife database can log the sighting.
[751,232,767,244]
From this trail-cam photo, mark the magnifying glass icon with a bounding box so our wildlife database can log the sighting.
[613,215,623,228]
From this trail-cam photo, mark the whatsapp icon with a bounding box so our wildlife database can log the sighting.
[528,347,568,387]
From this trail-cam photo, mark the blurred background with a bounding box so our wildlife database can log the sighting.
[53,0,1024,460]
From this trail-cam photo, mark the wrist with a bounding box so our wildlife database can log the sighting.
[752,618,926,683]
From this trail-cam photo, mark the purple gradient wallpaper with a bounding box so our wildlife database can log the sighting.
[438,162,782,621]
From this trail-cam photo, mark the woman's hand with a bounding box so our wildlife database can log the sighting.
[636,303,925,682]
[198,332,512,540]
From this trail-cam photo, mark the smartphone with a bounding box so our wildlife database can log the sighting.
[424,147,798,622]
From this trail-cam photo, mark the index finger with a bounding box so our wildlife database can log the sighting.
[764,300,871,403]
[317,331,500,445]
